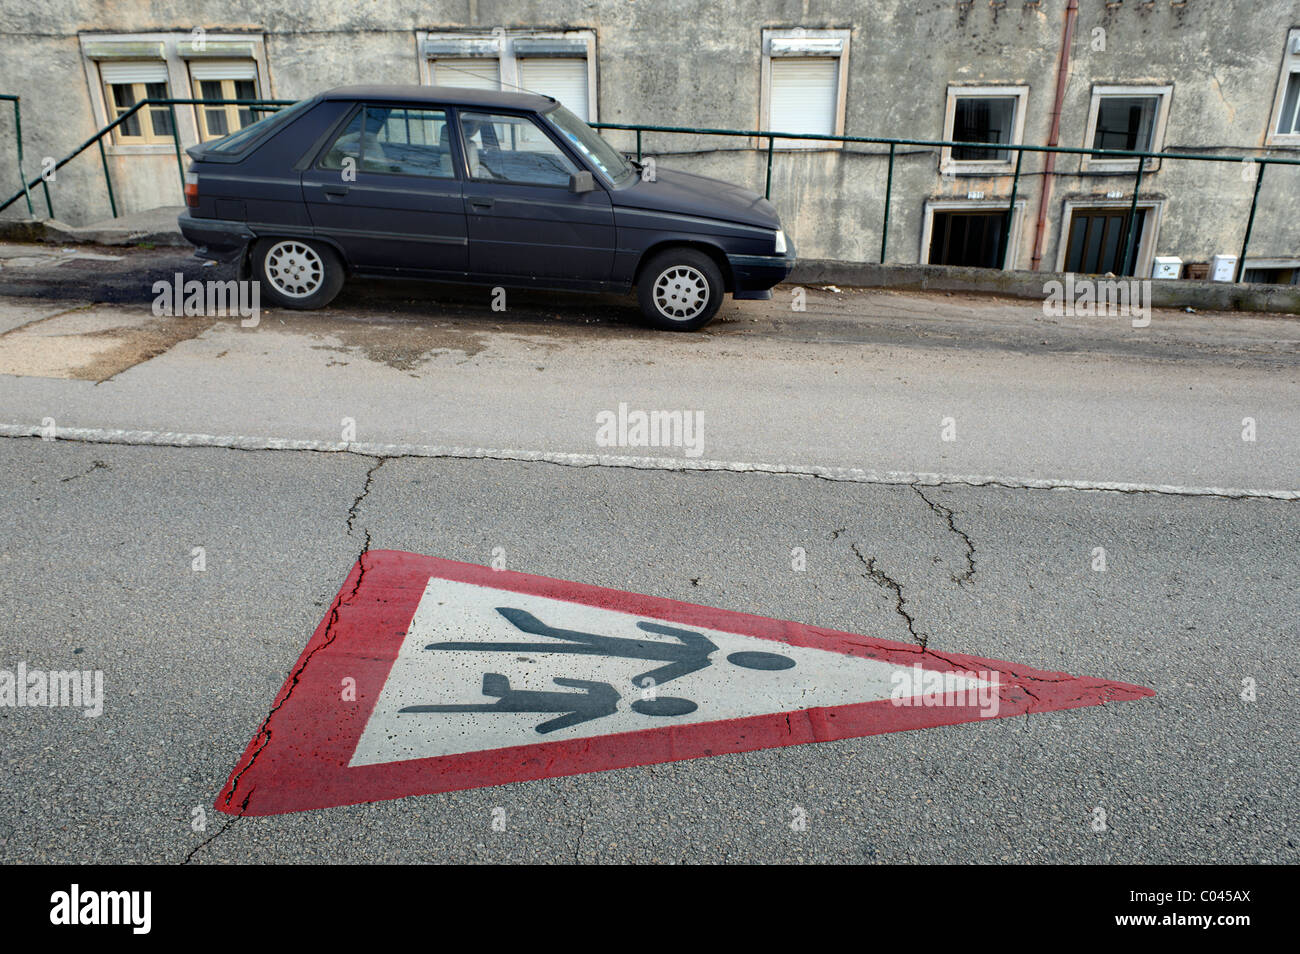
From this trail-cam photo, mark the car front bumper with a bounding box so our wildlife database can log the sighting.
[177,211,254,263]
[727,241,796,299]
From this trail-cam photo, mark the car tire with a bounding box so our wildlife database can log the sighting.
[252,238,345,310]
[636,248,725,331]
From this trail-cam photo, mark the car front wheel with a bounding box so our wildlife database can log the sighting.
[253,238,345,310]
[636,248,724,331]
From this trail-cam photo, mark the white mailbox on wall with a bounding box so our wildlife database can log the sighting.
[1210,255,1238,282]
[1152,256,1182,279]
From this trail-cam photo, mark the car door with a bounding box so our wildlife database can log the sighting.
[457,110,614,284]
[301,103,468,275]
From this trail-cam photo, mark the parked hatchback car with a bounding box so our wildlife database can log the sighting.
[178,85,795,330]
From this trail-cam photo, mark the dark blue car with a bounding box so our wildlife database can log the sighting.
[178,85,795,330]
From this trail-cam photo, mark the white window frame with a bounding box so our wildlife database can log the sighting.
[759,28,851,150]
[1266,29,1300,145]
[940,85,1029,176]
[1240,258,1300,284]
[1054,197,1166,279]
[920,197,1029,270]
[79,32,269,157]
[1080,84,1173,173]
[416,29,598,122]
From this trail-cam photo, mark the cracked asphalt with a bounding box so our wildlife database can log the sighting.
[1,439,1295,863]
[0,243,1296,863]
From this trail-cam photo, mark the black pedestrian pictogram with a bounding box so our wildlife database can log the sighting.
[401,606,798,734]
[400,673,620,734]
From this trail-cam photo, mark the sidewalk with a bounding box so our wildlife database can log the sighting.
[0,205,187,247]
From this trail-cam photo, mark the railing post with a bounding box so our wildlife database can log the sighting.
[169,103,185,190]
[9,98,33,216]
[97,137,117,219]
[764,135,774,199]
[880,142,896,264]
[1001,147,1024,270]
[636,128,642,163]
[41,179,52,218]
[1117,160,1145,276]
[1234,160,1266,283]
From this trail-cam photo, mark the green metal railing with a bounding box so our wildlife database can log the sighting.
[0,97,294,222]
[0,94,37,216]
[594,120,1300,283]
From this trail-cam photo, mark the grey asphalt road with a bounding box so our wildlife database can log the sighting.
[0,438,1294,863]
[0,242,1296,864]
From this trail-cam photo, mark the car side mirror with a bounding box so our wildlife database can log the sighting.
[569,170,595,194]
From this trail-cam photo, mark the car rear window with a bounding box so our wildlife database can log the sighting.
[207,98,312,154]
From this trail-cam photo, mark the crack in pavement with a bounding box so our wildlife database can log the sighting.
[185,456,380,862]
[849,541,931,648]
[348,456,385,533]
[184,808,243,865]
[59,459,109,483]
[0,301,96,339]
[912,485,976,587]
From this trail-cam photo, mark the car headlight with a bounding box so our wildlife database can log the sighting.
[774,229,787,255]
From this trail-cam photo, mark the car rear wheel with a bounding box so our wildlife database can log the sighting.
[636,248,724,331]
[253,238,345,310]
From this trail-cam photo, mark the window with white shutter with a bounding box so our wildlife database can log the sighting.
[432,58,500,90]
[518,58,589,120]
[761,29,850,150]
[770,59,838,142]
[419,31,597,120]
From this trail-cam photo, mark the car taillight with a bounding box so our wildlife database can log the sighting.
[184,170,199,208]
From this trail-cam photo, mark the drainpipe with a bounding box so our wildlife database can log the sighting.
[1030,0,1078,271]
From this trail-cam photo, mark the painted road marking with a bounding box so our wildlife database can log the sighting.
[349,575,992,765]
[4,424,1297,499]
[216,551,1153,816]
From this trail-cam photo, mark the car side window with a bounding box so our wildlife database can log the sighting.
[459,111,580,186]
[319,106,456,178]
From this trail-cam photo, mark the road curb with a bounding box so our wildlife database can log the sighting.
[790,259,1300,315]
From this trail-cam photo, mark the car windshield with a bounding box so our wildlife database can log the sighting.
[545,105,636,185]
[207,98,312,153]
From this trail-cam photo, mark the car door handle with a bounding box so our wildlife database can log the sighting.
[322,185,349,197]
[468,197,494,210]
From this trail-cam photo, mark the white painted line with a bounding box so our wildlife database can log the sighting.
[2,422,1296,500]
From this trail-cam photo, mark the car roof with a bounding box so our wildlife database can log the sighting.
[319,85,556,111]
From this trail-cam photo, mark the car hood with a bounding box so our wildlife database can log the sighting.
[611,167,781,230]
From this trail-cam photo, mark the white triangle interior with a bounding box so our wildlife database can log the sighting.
[349,576,990,766]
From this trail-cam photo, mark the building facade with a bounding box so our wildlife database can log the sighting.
[1,0,1298,281]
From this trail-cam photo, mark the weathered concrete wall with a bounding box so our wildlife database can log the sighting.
[1,1,1297,276]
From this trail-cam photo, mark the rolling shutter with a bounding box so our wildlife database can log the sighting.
[189,59,258,82]
[99,61,169,85]
[769,57,838,141]
[432,58,500,90]
[518,57,589,120]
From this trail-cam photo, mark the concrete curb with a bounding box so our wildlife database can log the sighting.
[790,259,1300,315]
[0,212,189,248]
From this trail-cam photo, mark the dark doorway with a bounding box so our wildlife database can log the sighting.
[928,211,1008,269]
[1064,208,1148,276]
